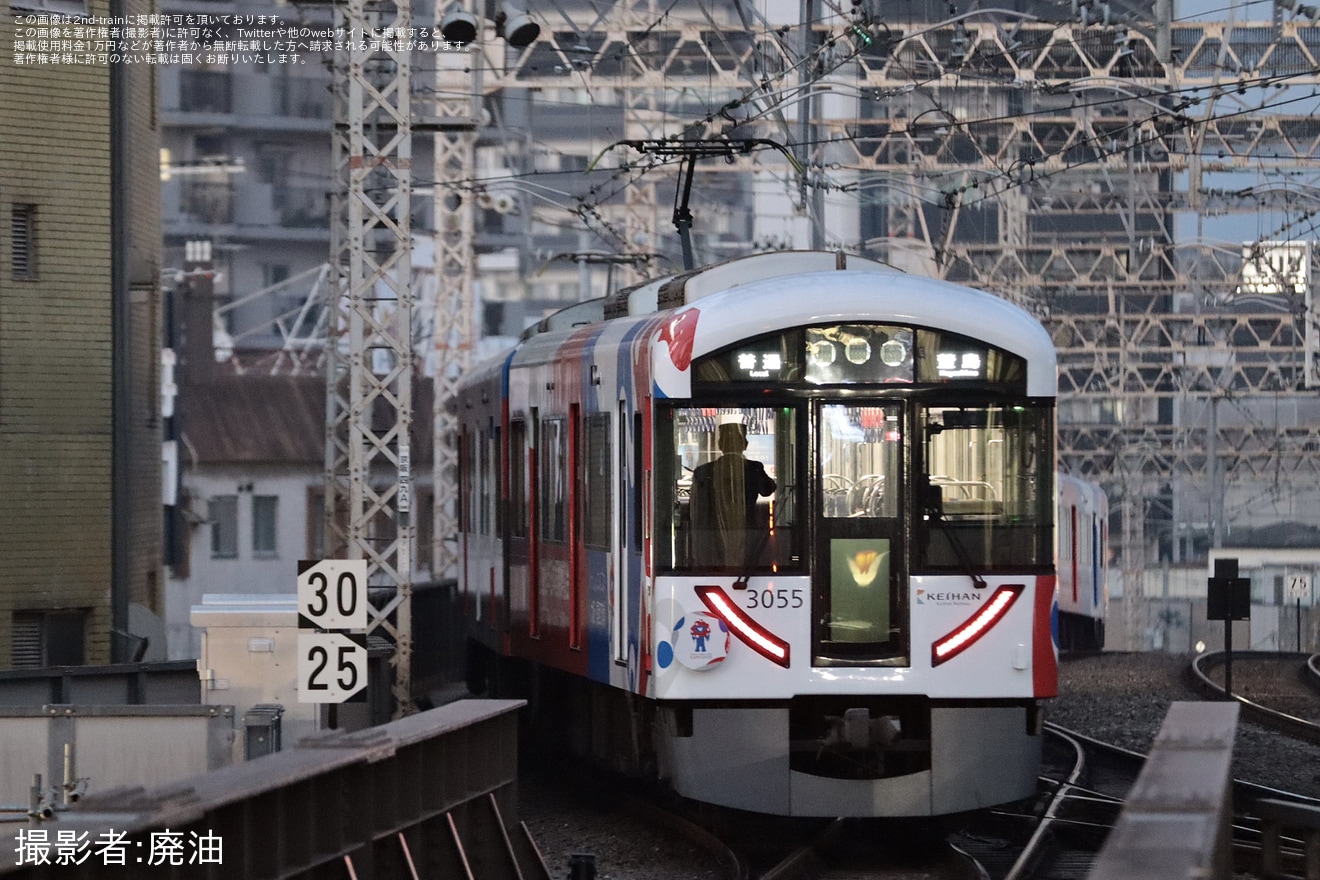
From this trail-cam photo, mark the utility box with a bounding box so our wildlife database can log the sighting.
[243,703,284,760]
[191,594,318,763]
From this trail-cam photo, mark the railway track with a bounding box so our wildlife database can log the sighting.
[755,818,985,880]
[1188,650,1320,744]
[964,694,1320,880]
[942,724,1137,880]
[1306,653,1320,697]
[742,654,1320,878]
[719,724,1135,880]
[1182,651,1320,878]
[525,653,1320,879]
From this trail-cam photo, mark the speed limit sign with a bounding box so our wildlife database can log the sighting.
[297,632,368,703]
[297,559,368,630]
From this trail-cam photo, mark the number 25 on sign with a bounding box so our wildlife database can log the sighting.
[297,632,368,704]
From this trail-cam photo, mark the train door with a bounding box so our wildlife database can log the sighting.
[529,408,540,638]
[508,419,529,635]
[813,402,906,663]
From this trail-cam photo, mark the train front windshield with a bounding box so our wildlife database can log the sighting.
[655,322,1054,665]
[917,404,1053,573]
[663,406,801,572]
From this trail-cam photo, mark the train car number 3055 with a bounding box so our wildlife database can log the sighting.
[742,587,805,609]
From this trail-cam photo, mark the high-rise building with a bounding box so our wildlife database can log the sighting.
[158,4,335,354]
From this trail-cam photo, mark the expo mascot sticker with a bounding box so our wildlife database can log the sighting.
[667,610,730,671]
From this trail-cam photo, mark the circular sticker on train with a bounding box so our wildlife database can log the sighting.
[671,611,730,671]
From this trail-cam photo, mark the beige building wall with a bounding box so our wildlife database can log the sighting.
[121,2,164,624]
[0,0,162,668]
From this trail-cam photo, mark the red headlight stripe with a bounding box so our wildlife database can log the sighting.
[931,584,1025,667]
[695,585,791,668]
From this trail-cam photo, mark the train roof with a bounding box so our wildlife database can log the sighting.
[513,251,1056,395]
[521,251,889,340]
[1059,474,1110,511]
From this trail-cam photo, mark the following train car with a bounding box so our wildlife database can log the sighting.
[1056,474,1109,651]
[455,251,1060,817]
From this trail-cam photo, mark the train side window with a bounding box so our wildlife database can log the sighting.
[583,413,612,550]
[480,428,499,536]
[458,430,470,534]
[539,418,568,543]
[478,429,489,536]
[509,420,527,539]
[633,412,643,549]
[492,427,502,535]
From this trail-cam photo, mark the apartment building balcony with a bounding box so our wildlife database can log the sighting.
[163,178,331,242]
[160,67,332,131]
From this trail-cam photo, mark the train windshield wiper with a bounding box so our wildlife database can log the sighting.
[925,495,988,591]
[732,503,784,590]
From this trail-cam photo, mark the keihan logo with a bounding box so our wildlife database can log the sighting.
[848,549,883,587]
[917,589,978,605]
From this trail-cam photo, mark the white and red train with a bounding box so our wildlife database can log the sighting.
[1056,473,1109,651]
[455,251,1091,817]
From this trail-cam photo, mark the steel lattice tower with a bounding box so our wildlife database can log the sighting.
[327,0,415,714]
[428,9,478,589]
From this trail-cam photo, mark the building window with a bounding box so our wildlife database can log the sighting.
[415,487,434,573]
[253,495,278,557]
[11,205,35,281]
[307,487,350,560]
[307,488,325,560]
[261,263,290,288]
[210,495,238,558]
[11,611,87,668]
[8,0,88,17]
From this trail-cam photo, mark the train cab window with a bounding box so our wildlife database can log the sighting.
[916,403,1053,572]
[658,406,800,572]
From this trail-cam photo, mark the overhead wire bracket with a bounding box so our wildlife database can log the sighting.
[590,138,801,271]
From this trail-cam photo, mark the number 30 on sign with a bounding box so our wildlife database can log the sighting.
[297,632,368,703]
[297,559,368,630]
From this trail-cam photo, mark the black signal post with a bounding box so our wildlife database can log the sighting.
[1206,557,1251,697]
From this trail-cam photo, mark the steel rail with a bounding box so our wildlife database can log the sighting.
[1189,650,1320,746]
